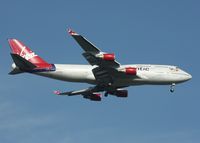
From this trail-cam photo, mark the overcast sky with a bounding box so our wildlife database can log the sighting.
[0,0,199,143]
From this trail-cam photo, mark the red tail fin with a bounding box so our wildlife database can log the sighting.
[8,39,52,69]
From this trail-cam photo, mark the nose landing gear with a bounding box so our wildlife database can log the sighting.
[170,83,175,93]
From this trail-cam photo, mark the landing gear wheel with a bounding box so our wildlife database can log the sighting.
[104,92,108,97]
[170,88,174,93]
[170,83,175,93]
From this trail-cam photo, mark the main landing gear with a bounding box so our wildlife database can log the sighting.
[170,83,175,93]
[104,92,109,97]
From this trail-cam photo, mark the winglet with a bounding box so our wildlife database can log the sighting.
[53,90,61,95]
[68,28,79,36]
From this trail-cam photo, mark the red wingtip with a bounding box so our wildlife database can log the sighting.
[68,28,78,36]
[54,90,61,95]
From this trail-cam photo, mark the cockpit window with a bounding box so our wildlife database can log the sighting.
[169,66,179,71]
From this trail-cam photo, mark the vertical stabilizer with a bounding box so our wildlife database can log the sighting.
[8,39,52,69]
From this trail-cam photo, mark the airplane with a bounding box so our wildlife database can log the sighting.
[8,29,192,101]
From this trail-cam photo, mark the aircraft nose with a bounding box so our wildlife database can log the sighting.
[182,71,192,81]
[186,73,192,80]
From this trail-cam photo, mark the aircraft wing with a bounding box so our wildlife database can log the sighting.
[54,86,129,101]
[68,29,100,54]
[54,86,102,101]
[68,29,120,68]
[68,29,123,85]
[54,87,93,96]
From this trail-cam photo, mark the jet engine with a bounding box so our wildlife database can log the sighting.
[108,89,128,97]
[96,53,115,61]
[83,93,101,101]
[125,67,137,75]
[119,67,137,75]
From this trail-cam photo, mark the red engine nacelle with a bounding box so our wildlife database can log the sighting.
[96,53,115,61]
[108,89,128,97]
[125,67,137,75]
[83,93,101,101]
[103,53,115,61]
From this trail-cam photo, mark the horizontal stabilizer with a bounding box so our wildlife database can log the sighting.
[9,68,24,75]
[10,53,37,70]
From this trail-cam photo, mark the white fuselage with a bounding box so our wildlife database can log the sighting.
[34,64,192,87]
